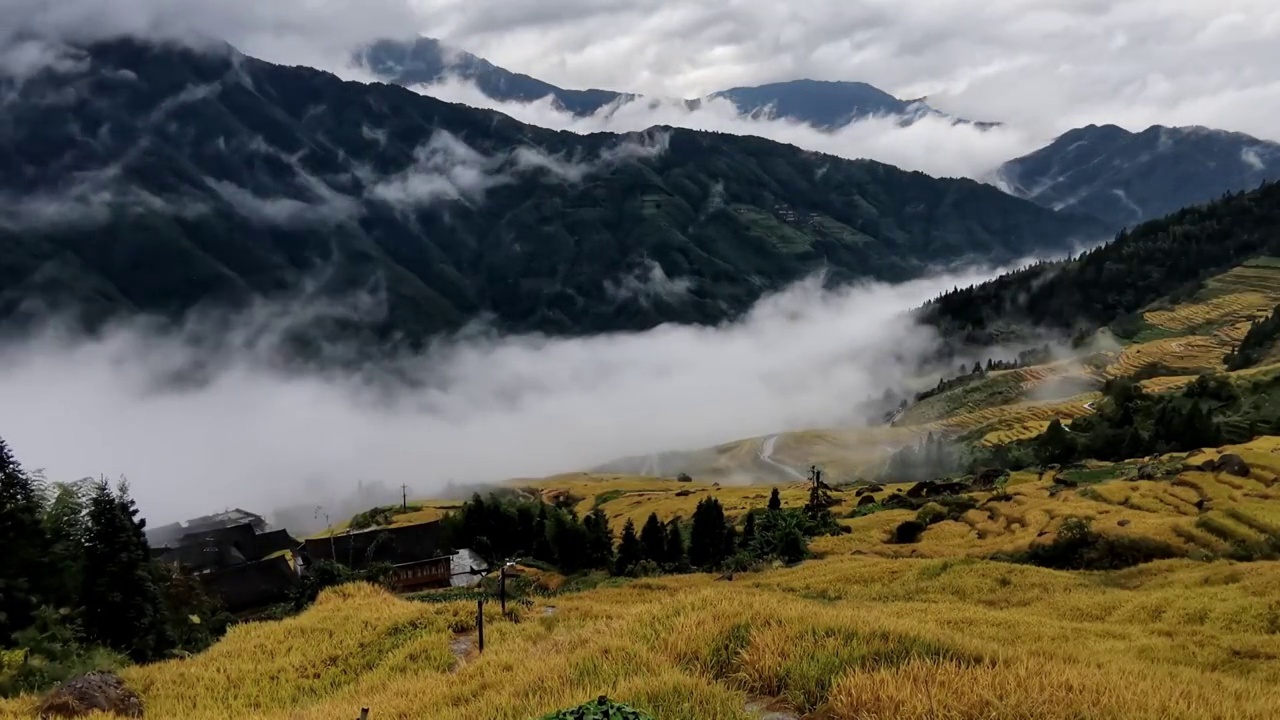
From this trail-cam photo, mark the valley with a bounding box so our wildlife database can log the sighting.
[4,11,1280,720]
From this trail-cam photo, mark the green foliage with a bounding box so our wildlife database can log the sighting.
[924,181,1280,347]
[639,513,666,565]
[440,493,611,575]
[767,488,782,512]
[1013,517,1182,570]
[890,521,927,544]
[0,608,127,697]
[81,480,168,662]
[750,509,810,564]
[880,431,966,483]
[689,498,731,569]
[0,436,233,696]
[614,520,642,576]
[0,435,50,642]
[537,696,653,720]
[0,41,1104,348]
[976,374,1280,473]
[1225,303,1280,370]
[348,504,423,531]
[916,503,949,527]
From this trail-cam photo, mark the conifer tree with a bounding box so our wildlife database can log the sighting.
[0,435,49,642]
[532,503,554,563]
[81,479,166,661]
[689,497,729,569]
[767,487,782,512]
[741,512,757,549]
[639,513,666,564]
[663,520,686,569]
[614,519,642,576]
[583,508,614,570]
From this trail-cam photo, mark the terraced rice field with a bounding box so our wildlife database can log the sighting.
[1143,292,1276,333]
[930,393,1099,436]
[981,420,1053,446]
[809,437,1280,561]
[1204,261,1280,297]
[1102,334,1233,378]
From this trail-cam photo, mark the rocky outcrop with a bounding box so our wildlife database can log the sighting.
[36,672,142,719]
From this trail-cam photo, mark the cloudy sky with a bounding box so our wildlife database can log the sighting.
[7,0,1280,141]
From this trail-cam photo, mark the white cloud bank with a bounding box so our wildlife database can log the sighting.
[411,77,1037,179]
[0,265,1007,527]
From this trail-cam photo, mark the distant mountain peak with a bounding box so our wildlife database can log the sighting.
[1001,123,1280,228]
[355,36,998,130]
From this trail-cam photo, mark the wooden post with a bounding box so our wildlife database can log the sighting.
[476,597,485,653]
[401,483,408,511]
[358,708,369,720]
[499,564,507,615]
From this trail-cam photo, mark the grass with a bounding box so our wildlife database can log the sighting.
[7,558,1280,720]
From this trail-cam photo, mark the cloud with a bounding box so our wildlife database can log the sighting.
[416,0,1280,142]
[368,128,671,208]
[413,77,1034,179]
[604,259,694,303]
[0,263,1019,528]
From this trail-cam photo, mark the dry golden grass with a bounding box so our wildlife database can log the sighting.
[6,556,1280,720]
[1102,334,1233,378]
[1205,263,1280,297]
[1143,291,1276,332]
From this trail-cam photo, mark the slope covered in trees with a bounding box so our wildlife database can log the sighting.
[0,39,1104,346]
[922,181,1280,346]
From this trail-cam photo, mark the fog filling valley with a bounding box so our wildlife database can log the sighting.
[0,265,1025,531]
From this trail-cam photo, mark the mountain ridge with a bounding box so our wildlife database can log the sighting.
[0,38,1104,349]
[998,123,1280,228]
[357,36,995,129]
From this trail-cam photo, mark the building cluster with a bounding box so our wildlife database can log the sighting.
[147,509,484,614]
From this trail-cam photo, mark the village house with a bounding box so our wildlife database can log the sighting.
[302,520,460,592]
[151,512,302,613]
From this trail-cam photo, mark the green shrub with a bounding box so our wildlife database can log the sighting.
[1013,517,1182,570]
[890,520,926,544]
[916,503,948,526]
[538,696,653,719]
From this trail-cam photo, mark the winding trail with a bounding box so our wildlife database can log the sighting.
[759,435,806,480]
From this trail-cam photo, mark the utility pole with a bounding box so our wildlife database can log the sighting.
[476,597,484,652]
[401,484,408,511]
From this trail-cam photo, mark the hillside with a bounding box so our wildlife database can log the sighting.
[999,124,1280,228]
[359,37,993,129]
[7,227,1280,719]
[921,181,1280,348]
[0,40,1102,345]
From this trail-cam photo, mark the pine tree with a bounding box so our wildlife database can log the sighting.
[741,512,757,550]
[722,523,738,561]
[614,519,642,576]
[547,510,590,573]
[639,513,666,564]
[767,488,782,512]
[689,497,729,569]
[0,435,50,642]
[583,508,614,570]
[663,520,686,569]
[42,480,90,611]
[81,479,166,661]
[532,503,554,563]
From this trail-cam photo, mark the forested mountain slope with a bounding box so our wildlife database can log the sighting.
[0,39,1103,344]
[922,181,1280,346]
[999,124,1280,228]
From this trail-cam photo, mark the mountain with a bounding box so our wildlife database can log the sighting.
[709,79,998,129]
[0,39,1104,346]
[357,37,993,129]
[356,37,630,116]
[998,124,1280,229]
[921,180,1280,347]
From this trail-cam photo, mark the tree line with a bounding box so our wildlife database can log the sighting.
[441,469,845,578]
[1225,303,1280,371]
[0,436,228,696]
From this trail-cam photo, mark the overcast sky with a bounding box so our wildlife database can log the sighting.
[5,0,1280,140]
